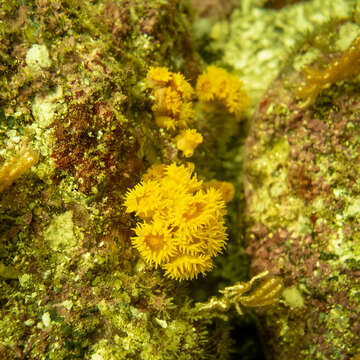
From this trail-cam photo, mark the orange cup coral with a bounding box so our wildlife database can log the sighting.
[123,163,228,280]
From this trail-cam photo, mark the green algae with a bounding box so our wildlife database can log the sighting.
[243,15,360,356]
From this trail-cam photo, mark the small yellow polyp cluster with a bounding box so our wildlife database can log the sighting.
[147,66,195,130]
[124,163,228,280]
[196,66,250,118]
[147,66,203,158]
[0,144,39,192]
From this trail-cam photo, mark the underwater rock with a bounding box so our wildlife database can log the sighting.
[0,1,233,359]
[244,22,360,360]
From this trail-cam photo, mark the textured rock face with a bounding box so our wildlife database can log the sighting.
[244,31,360,359]
[0,1,228,359]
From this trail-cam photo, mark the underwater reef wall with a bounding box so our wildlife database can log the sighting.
[2,0,360,359]
[0,1,232,359]
[244,19,360,360]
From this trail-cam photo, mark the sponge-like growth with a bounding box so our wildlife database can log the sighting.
[123,163,228,280]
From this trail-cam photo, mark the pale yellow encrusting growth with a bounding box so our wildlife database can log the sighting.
[0,143,39,192]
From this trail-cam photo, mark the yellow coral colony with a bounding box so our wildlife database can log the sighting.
[147,66,204,158]
[124,163,228,280]
[147,66,195,130]
[196,66,250,118]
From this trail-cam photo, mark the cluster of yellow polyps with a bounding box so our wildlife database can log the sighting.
[123,163,228,280]
[146,67,203,158]
[175,129,203,158]
[196,66,250,118]
[147,66,250,157]
[147,67,195,131]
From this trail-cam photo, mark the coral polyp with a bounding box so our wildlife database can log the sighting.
[163,254,214,281]
[132,222,177,266]
[176,129,203,158]
[124,163,228,280]
[123,180,163,219]
[196,66,250,118]
[147,66,195,130]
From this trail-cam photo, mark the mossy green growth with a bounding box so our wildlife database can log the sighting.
[0,0,237,359]
[244,13,360,357]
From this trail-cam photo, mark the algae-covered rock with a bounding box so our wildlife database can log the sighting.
[3,0,360,358]
[0,1,234,359]
[244,19,360,360]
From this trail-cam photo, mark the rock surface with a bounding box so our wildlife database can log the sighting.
[245,23,360,359]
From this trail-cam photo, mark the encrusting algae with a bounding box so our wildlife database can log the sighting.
[123,163,228,280]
